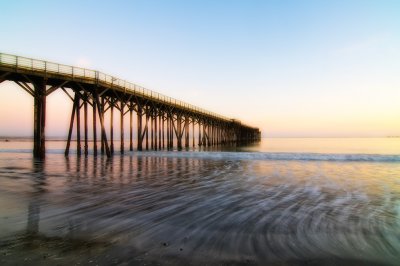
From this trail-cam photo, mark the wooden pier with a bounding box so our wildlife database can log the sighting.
[0,53,261,159]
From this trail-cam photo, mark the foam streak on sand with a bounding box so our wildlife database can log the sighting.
[141,151,400,162]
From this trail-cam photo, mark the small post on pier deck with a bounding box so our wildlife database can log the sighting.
[33,79,46,159]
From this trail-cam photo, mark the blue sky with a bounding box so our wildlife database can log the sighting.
[1,0,400,137]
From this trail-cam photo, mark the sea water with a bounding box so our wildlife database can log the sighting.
[0,138,399,265]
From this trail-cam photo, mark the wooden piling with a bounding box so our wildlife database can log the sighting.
[198,122,202,146]
[185,116,189,148]
[192,119,195,148]
[120,101,124,154]
[33,79,46,159]
[130,108,133,151]
[110,99,114,154]
[158,115,161,150]
[145,110,149,150]
[151,113,154,150]
[94,91,111,157]
[65,93,77,157]
[101,97,105,154]
[84,95,88,156]
[162,115,165,149]
[177,115,182,150]
[76,93,81,156]
[137,106,143,151]
[93,96,97,156]
[155,112,158,151]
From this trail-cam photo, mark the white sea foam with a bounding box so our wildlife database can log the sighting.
[138,151,400,162]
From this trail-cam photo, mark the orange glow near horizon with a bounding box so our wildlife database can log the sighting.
[0,79,399,138]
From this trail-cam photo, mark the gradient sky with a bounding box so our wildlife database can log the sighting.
[1,0,400,137]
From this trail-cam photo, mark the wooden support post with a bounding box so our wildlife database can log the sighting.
[137,106,143,151]
[170,115,174,149]
[211,124,214,146]
[171,115,174,149]
[158,114,161,150]
[222,128,225,144]
[177,115,182,150]
[94,91,111,157]
[162,116,165,149]
[168,114,173,149]
[110,99,114,154]
[130,108,133,151]
[221,127,224,145]
[216,125,218,145]
[215,126,217,146]
[101,97,105,154]
[223,128,226,144]
[198,122,202,146]
[217,126,220,145]
[218,127,221,145]
[202,124,206,147]
[185,116,189,148]
[151,113,154,150]
[155,112,158,151]
[207,124,212,147]
[33,79,46,159]
[120,101,124,154]
[192,119,195,148]
[145,111,149,150]
[65,93,77,157]
[93,96,97,156]
[76,93,81,156]
[202,124,205,146]
[216,126,219,145]
[84,94,88,156]
[167,115,170,149]
[210,123,212,146]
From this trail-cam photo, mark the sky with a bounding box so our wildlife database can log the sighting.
[0,0,400,137]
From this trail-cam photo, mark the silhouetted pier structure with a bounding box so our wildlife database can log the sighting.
[0,53,261,158]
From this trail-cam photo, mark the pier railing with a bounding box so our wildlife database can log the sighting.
[0,53,237,123]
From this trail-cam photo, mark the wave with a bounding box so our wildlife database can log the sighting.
[140,151,400,162]
[1,148,400,162]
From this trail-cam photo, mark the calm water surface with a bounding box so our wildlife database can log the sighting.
[0,138,400,265]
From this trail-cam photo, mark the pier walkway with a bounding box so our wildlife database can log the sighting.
[0,53,260,158]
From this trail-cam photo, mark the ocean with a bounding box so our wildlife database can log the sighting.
[0,138,399,265]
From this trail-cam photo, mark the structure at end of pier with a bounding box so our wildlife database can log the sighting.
[0,53,261,158]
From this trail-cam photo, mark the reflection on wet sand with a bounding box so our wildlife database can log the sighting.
[0,153,400,265]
